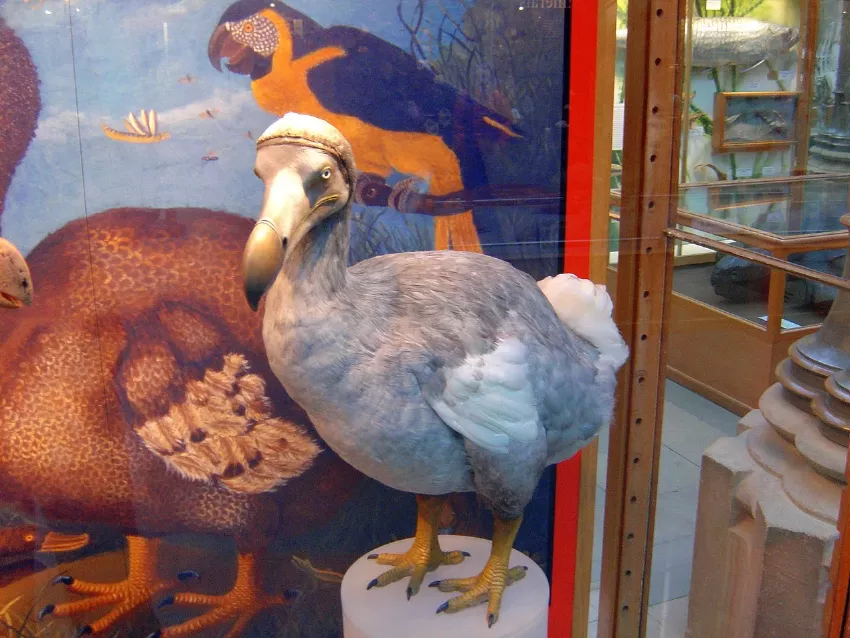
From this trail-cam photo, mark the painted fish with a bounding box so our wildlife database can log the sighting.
[617,17,799,68]
[724,109,789,142]
[0,526,89,558]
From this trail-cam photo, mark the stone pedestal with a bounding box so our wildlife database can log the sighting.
[688,216,850,637]
[686,386,842,638]
[340,536,549,638]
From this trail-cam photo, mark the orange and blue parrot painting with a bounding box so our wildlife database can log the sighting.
[208,0,524,253]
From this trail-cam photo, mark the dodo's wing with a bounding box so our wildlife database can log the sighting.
[116,302,320,494]
[418,338,540,454]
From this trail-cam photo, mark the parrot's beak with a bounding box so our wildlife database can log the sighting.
[243,220,284,312]
[208,23,260,76]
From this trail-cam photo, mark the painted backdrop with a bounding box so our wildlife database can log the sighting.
[0,0,567,635]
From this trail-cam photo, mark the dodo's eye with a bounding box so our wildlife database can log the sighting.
[321,167,332,180]
[242,22,254,34]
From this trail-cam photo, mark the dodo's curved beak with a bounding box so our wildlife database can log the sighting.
[243,220,284,312]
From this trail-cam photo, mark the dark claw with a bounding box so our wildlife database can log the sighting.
[52,575,74,586]
[366,578,378,590]
[75,626,92,637]
[157,595,175,609]
[367,554,378,560]
[145,632,162,638]
[436,601,449,614]
[428,580,441,588]
[488,613,497,628]
[177,570,199,581]
[462,551,471,557]
[406,586,413,600]
[37,605,54,621]
[284,589,300,601]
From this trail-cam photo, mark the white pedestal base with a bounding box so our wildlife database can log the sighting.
[341,535,549,638]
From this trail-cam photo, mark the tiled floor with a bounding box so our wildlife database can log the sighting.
[587,379,739,637]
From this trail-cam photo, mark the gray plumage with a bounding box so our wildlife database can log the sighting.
[248,113,627,522]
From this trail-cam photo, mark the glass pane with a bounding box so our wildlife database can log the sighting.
[0,1,568,636]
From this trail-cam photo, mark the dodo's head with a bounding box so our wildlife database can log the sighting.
[0,238,32,310]
[243,112,356,311]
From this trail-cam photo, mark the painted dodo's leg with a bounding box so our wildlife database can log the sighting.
[430,514,528,628]
[40,536,190,636]
[154,550,296,638]
[366,494,470,599]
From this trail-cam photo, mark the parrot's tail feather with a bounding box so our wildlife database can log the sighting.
[537,274,629,373]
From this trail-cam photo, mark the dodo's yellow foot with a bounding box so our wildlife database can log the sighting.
[39,536,184,636]
[430,564,528,627]
[155,552,296,638]
[431,513,524,627]
[366,544,469,599]
[366,494,469,599]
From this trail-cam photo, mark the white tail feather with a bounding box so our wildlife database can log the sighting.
[538,274,629,372]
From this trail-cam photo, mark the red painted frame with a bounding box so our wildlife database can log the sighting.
[548,0,599,635]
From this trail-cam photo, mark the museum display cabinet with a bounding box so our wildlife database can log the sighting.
[608,0,850,416]
[3,0,850,634]
[598,0,850,635]
[0,1,600,637]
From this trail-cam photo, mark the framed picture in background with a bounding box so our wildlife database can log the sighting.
[712,91,801,153]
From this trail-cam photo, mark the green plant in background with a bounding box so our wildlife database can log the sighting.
[690,102,714,135]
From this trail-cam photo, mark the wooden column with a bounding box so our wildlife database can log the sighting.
[793,0,820,174]
[597,0,685,635]
[826,441,850,636]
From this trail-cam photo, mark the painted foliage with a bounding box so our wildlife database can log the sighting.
[0,0,566,635]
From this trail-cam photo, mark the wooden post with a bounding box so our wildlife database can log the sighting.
[826,442,850,636]
[597,0,685,635]
[794,0,819,174]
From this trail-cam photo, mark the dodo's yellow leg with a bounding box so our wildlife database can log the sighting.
[431,514,527,628]
[366,494,469,599]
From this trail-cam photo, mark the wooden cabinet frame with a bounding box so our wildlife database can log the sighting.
[596,0,687,635]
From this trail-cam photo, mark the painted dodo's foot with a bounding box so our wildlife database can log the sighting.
[431,513,526,627]
[39,536,190,636]
[366,494,469,599]
[153,551,296,638]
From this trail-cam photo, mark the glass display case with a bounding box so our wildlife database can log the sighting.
[611,0,850,413]
[600,0,850,635]
[0,1,575,636]
[669,173,850,412]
